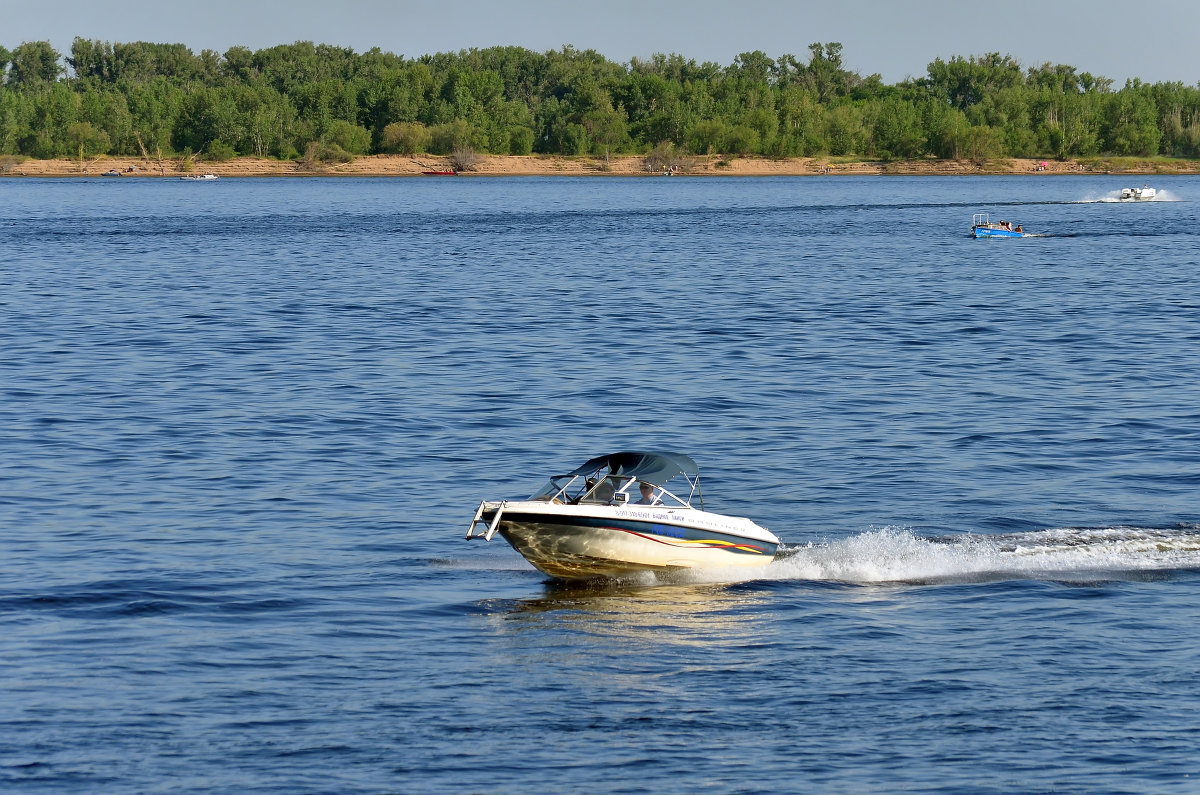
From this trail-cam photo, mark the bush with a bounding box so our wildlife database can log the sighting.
[449,148,479,172]
[324,120,371,155]
[687,120,728,155]
[429,119,479,154]
[643,141,679,172]
[558,123,588,156]
[67,122,112,158]
[207,138,236,161]
[723,126,761,156]
[381,121,431,154]
[508,126,534,155]
[0,155,28,174]
[300,140,354,168]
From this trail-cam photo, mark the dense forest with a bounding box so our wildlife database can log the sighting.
[1,38,1199,163]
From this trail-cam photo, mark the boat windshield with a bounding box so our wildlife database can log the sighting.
[531,473,693,508]
[528,451,704,507]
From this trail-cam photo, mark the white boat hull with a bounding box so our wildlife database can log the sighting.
[477,501,779,580]
[1119,187,1156,201]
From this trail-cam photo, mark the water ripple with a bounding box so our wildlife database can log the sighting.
[2,175,1200,792]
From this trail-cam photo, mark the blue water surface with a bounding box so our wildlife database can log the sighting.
[2,174,1200,793]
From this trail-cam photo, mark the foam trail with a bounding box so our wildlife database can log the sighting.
[1082,189,1182,203]
[735,525,1200,585]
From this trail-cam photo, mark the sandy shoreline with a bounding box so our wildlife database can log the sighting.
[4,153,1199,178]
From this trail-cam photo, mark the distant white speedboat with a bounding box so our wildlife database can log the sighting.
[1119,185,1155,201]
[180,173,219,181]
[466,451,780,580]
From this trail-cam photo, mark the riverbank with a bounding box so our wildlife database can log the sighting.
[4,153,1200,177]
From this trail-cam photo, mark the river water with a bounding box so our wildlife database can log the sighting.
[2,174,1199,793]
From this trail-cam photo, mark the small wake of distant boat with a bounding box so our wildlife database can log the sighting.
[1080,185,1178,203]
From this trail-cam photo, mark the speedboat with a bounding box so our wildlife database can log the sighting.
[180,173,219,181]
[1119,185,1156,201]
[972,212,1026,238]
[466,451,780,580]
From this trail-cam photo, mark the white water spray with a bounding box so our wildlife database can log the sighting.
[758,525,1200,585]
[1080,188,1181,203]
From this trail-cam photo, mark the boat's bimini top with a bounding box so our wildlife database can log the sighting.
[529,451,705,509]
[565,451,698,483]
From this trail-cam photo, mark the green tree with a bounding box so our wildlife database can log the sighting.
[581,105,628,159]
[428,118,480,153]
[729,51,774,85]
[67,121,111,158]
[805,42,854,103]
[1037,89,1101,159]
[207,138,236,160]
[924,104,970,159]
[174,87,242,154]
[1103,90,1161,155]
[9,41,63,86]
[777,85,823,155]
[687,119,729,154]
[723,125,760,155]
[925,53,1023,110]
[869,97,924,159]
[221,46,257,84]
[744,106,778,153]
[823,103,866,155]
[507,125,534,154]
[966,125,1005,159]
[68,38,114,82]
[126,78,184,156]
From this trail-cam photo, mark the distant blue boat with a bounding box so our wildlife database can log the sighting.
[972,213,1026,238]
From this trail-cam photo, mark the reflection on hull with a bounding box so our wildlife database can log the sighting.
[499,517,778,580]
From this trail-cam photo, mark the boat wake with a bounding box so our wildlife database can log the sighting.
[746,524,1200,586]
[1077,189,1182,203]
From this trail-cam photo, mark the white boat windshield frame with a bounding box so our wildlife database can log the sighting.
[528,451,704,508]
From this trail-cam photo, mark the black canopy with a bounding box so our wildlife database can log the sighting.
[566,451,699,485]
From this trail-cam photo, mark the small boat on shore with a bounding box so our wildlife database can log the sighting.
[180,173,219,181]
[421,170,456,176]
[466,451,780,581]
[101,170,121,177]
[972,213,1026,238]
[1119,185,1156,201]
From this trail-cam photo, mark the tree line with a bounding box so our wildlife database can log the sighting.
[1,38,1199,164]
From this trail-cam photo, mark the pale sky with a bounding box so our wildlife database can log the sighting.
[2,0,1197,87]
